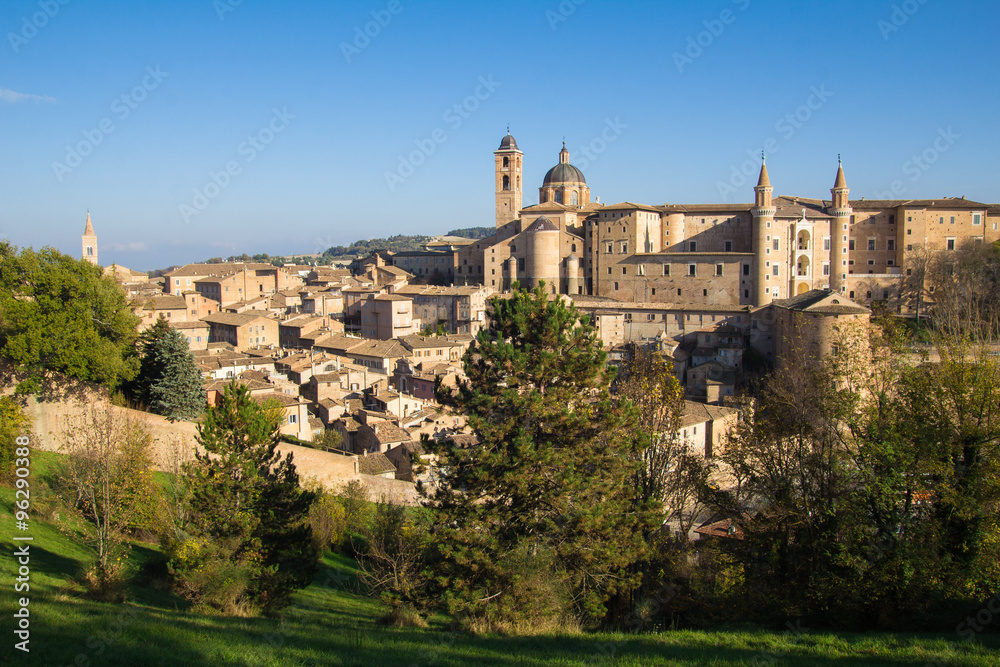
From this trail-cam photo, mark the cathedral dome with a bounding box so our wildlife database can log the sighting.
[543,163,587,186]
[543,142,586,185]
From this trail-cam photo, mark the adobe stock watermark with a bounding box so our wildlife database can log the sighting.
[51,66,169,183]
[673,0,751,74]
[179,107,295,223]
[340,0,404,63]
[716,84,834,200]
[7,0,70,54]
[546,0,585,31]
[384,75,501,192]
[214,0,242,21]
[878,0,931,40]
[572,117,628,171]
[872,127,959,200]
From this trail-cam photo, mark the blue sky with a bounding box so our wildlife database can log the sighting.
[2,0,999,270]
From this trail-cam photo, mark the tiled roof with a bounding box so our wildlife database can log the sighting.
[372,422,412,444]
[203,312,275,327]
[357,452,397,476]
[772,289,869,315]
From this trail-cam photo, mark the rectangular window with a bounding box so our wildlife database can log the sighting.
[772,265,779,276]
[849,239,856,251]
[868,239,876,251]
[940,217,945,224]
[773,239,779,251]
[689,241,697,252]
[663,264,670,276]
[907,244,913,251]
[724,240,733,252]
[889,215,895,224]
[621,242,628,254]
[614,282,619,290]
[947,238,956,250]
[715,264,723,276]
[823,238,831,251]
[823,264,830,276]
[974,214,982,225]
[607,244,613,253]
[951,216,956,224]
[688,264,696,276]
[868,260,875,266]
[637,264,645,276]
[887,240,895,251]
[742,264,750,276]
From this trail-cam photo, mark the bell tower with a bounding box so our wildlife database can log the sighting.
[81,211,98,266]
[495,129,523,228]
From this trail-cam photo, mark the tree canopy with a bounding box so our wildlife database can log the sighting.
[0,243,140,395]
[425,284,652,627]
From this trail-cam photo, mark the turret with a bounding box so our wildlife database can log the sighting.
[829,157,851,292]
[752,156,776,305]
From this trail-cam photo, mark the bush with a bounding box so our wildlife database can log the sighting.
[309,492,347,552]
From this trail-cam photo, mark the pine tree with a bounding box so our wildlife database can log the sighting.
[425,283,651,627]
[147,327,204,421]
[178,382,318,613]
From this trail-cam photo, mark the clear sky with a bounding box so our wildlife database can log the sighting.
[2,0,999,270]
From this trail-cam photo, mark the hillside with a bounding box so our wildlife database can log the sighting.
[4,450,1000,666]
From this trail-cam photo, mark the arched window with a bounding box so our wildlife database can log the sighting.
[502,175,510,191]
[571,191,579,205]
[555,191,563,204]
[502,156,509,168]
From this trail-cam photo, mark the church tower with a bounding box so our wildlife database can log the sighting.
[752,157,775,306]
[81,211,98,266]
[495,130,523,228]
[829,157,851,292]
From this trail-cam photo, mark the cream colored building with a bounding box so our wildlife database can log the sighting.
[455,133,997,315]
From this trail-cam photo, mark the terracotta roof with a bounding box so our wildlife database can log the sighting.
[850,197,992,210]
[772,289,870,315]
[601,201,662,212]
[357,452,397,476]
[371,422,412,444]
[142,295,186,310]
[203,312,275,327]
[695,517,744,540]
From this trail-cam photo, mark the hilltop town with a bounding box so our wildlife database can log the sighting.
[75,131,999,503]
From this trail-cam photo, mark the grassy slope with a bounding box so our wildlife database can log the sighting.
[3,452,1000,666]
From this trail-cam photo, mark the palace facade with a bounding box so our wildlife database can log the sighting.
[455,132,999,308]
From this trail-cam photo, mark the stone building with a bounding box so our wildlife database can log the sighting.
[455,132,997,313]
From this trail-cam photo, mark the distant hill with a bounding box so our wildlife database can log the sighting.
[446,227,493,240]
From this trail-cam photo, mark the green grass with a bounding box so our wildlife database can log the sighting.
[3,453,1000,665]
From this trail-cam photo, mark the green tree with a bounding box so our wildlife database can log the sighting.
[425,284,650,628]
[0,243,140,395]
[172,382,318,613]
[136,319,204,421]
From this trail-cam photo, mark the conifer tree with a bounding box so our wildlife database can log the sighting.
[177,383,318,613]
[145,326,204,421]
[426,284,652,627]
